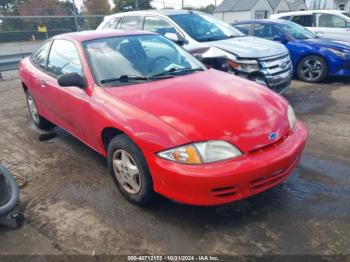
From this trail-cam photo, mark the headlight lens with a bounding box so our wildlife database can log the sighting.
[288,105,297,130]
[228,59,259,73]
[157,140,242,164]
[326,48,349,58]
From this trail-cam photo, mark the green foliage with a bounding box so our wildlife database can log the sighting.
[184,4,215,14]
[113,0,152,12]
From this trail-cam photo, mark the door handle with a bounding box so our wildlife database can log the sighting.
[40,80,47,88]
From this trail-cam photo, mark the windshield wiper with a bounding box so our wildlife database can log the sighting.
[150,67,204,78]
[100,74,173,84]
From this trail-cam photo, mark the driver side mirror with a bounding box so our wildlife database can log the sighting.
[57,73,86,89]
[273,34,289,44]
[164,32,188,45]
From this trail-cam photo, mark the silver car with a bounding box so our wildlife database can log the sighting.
[97,10,293,93]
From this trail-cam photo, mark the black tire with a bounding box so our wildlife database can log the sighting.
[107,134,154,206]
[25,90,54,130]
[297,55,327,83]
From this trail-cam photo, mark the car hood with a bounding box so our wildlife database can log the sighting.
[299,38,350,51]
[204,36,288,58]
[105,69,290,153]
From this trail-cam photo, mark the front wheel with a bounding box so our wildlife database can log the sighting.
[297,56,327,83]
[107,134,154,206]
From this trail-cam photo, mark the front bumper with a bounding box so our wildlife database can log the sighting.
[144,122,308,206]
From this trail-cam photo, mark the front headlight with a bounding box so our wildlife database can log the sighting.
[157,140,242,164]
[288,105,297,130]
[326,48,349,59]
[228,59,259,73]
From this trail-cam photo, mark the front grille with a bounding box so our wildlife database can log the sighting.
[211,185,239,198]
[259,53,292,75]
[249,155,300,191]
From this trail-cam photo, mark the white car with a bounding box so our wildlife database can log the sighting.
[271,10,350,42]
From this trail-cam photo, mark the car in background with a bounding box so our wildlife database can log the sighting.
[233,20,350,83]
[97,10,293,94]
[271,10,350,42]
[19,31,307,206]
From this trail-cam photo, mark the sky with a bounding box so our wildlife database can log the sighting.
[74,0,223,10]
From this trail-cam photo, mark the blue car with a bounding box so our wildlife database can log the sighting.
[232,19,350,83]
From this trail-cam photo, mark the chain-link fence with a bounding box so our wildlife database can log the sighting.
[0,15,105,78]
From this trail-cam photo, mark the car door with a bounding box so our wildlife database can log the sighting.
[41,39,92,142]
[315,13,350,41]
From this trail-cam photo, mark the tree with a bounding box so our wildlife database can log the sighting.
[113,0,152,12]
[83,0,110,15]
[18,0,66,16]
[0,0,22,14]
[184,4,215,14]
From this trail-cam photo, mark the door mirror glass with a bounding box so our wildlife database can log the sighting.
[58,73,86,89]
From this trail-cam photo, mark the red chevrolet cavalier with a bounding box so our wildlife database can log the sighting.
[19,31,307,206]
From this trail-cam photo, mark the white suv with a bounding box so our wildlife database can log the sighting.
[271,10,350,42]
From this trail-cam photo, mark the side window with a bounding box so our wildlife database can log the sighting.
[119,16,144,30]
[102,17,120,30]
[234,24,252,35]
[317,13,347,28]
[291,15,313,27]
[254,24,281,40]
[47,40,83,77]
[31,41,51,69]
[143,16,177,36]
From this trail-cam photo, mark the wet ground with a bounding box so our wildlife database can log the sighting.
[0,71,349,256]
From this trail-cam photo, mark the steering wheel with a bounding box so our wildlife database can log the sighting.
[149,56,171,72]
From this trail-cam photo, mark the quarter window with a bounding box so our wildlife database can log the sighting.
[317,13,348,28]
[31,41,51,69]
[47,40,83,77]
[119,16,144,30]
[143,16,177,36]
[291,15,313,27]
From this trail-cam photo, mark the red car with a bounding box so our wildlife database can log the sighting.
[19,31,307,206]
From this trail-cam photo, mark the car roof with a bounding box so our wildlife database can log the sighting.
[53,30,155,42]
[233,19,289,25]
[272,9,347,17]
[104,9,199,19]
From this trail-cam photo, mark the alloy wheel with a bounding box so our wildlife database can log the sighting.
[112,149,142,195]
[300,58,323,81]
[27,95,40,124]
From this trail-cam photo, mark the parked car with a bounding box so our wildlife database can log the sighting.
[97,10,293,94]
[271,10,350,42]
[233,20,350,82]
[19,31,307,206]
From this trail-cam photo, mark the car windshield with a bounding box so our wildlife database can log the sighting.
[279,21,317,40]
[169,13,244,42]
[83,34,205,87]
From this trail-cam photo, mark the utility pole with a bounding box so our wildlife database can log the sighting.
[215,0,217,7]
[135,0,139,10]
[182,0,184,9]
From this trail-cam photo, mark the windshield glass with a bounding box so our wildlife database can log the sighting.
[83,34,205,86]
[169,13,244,42]
[279,21,317,40]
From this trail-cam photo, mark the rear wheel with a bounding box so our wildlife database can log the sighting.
[25,90,54,130]
[107,134,154,206]
[297,55,327,83]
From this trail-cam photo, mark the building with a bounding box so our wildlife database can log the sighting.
[306,0,350,10]
[213,0,308,22]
